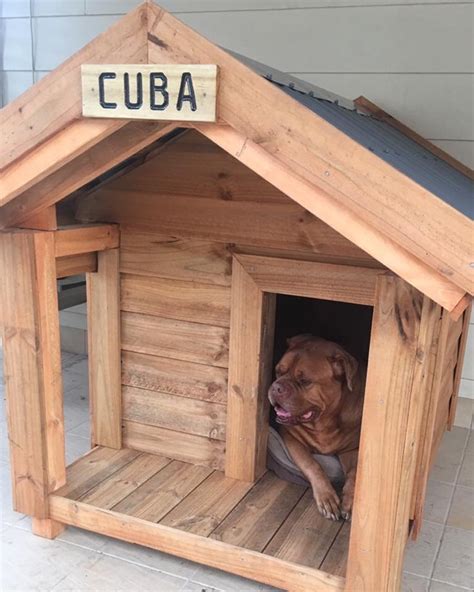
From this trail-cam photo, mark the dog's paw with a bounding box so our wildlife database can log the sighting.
[341,509,351,522]
[313,485,341,521]
[341,493,353,521]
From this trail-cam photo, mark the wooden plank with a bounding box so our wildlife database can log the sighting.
[56,447,139,500]
[17,207,57,231]
[448,304,472,427]
[82,64,217,122]
[225,257,275,481]
[122,351,228,404]
[120,228,233,285]
[0,4,147,171]
[346,276,437,591]
[56,252,97,279]
[264,489,342,568]
[211,472,305,552]
[32,517,65,539]
[80,453,171,509]
[112,129,289,204]
[354,96,474,181]
[121,273,231,328]
[196,125,467,313]
[122,311,229,368]
[159,470,253,536]
[0,230,65,517]
[113,460,212,521]
[87,249,121,448]
[320,522,352,577]
[122,386,226,441]
[55,225,119,258]
[122,421,226,470]
[49,496,345,592]
[450,294,471,321]
[0,121,177,230]
[76,189,375,264]
[237,253,379,305]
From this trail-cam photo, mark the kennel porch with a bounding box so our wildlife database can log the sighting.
[0,3,473,591]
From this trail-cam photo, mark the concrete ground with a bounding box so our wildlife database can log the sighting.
[1,349,473,592]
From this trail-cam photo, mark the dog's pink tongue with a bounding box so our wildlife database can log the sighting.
[276,407,292,418]
[301,410,313,420]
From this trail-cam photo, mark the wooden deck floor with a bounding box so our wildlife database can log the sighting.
[50,446,349,589]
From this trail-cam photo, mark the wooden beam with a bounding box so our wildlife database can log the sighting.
[0,3,147,171]
[236,253,378,306]
[346,276,439,591]
[449,293,471,322]
[226,257,275,481]
[448,303,472,428]
[56,252,98,279]
[195,125,465,313]
[16,206,57,231]
[0,121,177,230]
[87,249,122,449]
[54,225,119,258]
[354,96,474,181]
[49,496,344,592]
[0,230,65,517]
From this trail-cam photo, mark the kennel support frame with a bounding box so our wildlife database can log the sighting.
[0,227,460,592]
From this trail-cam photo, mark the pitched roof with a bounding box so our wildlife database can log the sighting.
[0,1,472,312]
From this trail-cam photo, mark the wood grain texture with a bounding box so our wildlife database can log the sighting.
[56,252,97,278]
[55,225,119,257]
[0,230,65,517]
[0,121,176,229]
[448,304,472,427]
[122,311,229,368]
[122,351,228,404]
[263,489,342,567]
[236,253,379,305]
[120,227,232,285]
[17,206,57,230]
[31,518,65,539]
[122,385,226,441]
[211,472,305,551]
[346,276,436,591]
[0,4,148,171]
[225,257,275,481]
[121,273,230,327]
[122,421,225,470]
[49,496,345,592]
[321,522,351,577]
[113,460,211,521]
[76,188,374,263]
[80,453,170,509]
[160,470,253,536]
[87,249,121,448]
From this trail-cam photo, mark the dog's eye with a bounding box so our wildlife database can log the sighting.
[300,378,312,387]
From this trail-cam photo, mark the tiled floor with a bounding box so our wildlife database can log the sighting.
[1,350,473,592]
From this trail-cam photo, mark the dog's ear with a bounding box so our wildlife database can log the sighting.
[286,334,313,350]
[328,348,358,391]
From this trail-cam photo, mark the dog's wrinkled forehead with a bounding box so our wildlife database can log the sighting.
[277,343,334,380]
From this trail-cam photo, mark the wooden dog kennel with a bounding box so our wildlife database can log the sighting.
[0,3,472,591]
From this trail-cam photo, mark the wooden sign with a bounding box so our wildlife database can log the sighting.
[81,64,217,122]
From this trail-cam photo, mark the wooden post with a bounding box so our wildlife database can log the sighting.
[225,257,276,481]
[345,275,441,591]
[87,248,122,449]
[0,230,65,531]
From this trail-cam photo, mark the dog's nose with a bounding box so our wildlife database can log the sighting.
[272,381,291,398]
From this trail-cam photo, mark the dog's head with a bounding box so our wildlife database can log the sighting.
[268,335,358,425]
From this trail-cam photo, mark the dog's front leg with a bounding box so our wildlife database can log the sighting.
[282,430,340,520]
[338,449,358,521]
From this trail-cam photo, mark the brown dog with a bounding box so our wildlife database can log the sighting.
[268,335,365,521]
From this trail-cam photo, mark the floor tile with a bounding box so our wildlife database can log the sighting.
[180,582,222,592]
[423,480,454,524]
[67,419,91,439]
[65,433,92,464]
[429,581,472,591]
[432,527,474,589]
[457,434,474,488]
[404,521,444,578]
[453,397,473,429]
[431,428,470,483]
[56,525,109,552]
[100,537,198,580]
[1,526,101,591]
[50,552,186,591]
[401,573,429,592]
[0,464,27,526]
[446,486,474,530]
[190,565,267,592]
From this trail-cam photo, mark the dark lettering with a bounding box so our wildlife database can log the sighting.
[124,72,143,110]
[176,72,197,112]
[98,72,117,109]
[150,73,169,110]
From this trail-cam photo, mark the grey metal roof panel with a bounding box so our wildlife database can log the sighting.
[230,51,473,220]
